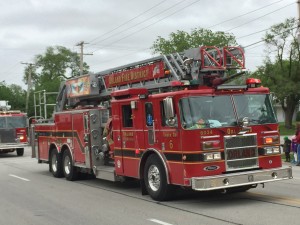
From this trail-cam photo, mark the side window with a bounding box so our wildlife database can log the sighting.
[145,103,153,126]
[122,105,133,127]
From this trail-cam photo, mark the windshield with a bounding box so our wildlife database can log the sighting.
[179,94,277,129]
[0,116,27,129]
[179,96,236,129]
[233,94,277,125]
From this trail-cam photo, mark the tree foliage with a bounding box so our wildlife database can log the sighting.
[0,82,26,112]
[151,28,238,54]
[254,18,300,129]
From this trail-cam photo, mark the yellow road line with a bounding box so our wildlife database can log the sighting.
[247,192,300,206]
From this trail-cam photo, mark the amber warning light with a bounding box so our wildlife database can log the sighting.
[246,78,261,88]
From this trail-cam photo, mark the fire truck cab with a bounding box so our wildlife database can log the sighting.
[31,46,292,201]
[0,101,28,156]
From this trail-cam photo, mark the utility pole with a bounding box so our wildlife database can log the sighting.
[298,0,300,44]
[21,62,35,114]
[76,41,93,76]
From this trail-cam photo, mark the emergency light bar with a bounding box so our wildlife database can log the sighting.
[246,78,261,88]
[216,85,247,90]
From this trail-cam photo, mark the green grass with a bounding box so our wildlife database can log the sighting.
[278,122,296,136]
[281,153,296,162]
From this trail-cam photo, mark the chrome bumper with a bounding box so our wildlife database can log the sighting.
[191,167,292,191]
[0,143,29,150]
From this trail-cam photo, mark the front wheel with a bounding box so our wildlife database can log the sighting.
[144,154,172,201]
[62,150,78,181]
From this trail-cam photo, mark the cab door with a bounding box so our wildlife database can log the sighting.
[158,98,184,185]
[114,102,139,177]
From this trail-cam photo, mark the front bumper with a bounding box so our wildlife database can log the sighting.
[191,167,292,191]
[0,143,29,150]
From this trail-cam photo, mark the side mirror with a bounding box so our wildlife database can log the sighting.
[163,97,175,119]
[163,97,176,127]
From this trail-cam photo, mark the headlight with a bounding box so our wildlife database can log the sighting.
[213,153,221,160]
[264,146,280,155]
[203,152,221,161]
[272,146,280,153]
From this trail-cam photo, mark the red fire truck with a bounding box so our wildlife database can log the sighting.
[0,101,28,156]
[31,46,292,201]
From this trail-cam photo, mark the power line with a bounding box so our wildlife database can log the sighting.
[92,47,151,66]
[238,25,298,40]
[225,2,295,32]
[243,26,298,49]
[207,0,285,29]
[245,43,265,51]
[88,43,145,51]
[237,27,272,39]
[1,62,21,75]
[90,0,191,46]
[88,0,168,43]
[91,0,202,53]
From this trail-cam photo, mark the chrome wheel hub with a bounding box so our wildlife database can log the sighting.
[64,155,71,175]
[148,165,160,192]
[51,154,57,172]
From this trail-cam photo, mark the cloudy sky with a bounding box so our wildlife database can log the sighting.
[0,0,297,89]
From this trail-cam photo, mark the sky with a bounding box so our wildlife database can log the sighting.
[0,0,297,89]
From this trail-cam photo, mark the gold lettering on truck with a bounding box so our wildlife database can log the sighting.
[122,131,134,137]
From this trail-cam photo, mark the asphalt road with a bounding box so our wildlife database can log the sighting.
[0,148,299,225]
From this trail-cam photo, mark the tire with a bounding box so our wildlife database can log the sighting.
[62,150,78,181]
[144,154,172,201]
[16,148,24,156]
[49,149,63,178]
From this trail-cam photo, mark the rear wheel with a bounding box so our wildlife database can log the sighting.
[144,154,172,201]
[62,150,78,181]
[49,149,63,178]
[16,148,24,156]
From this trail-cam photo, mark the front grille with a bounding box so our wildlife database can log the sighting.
[224,134,258,171]
[0,128,16,143]
[225,135,256,148]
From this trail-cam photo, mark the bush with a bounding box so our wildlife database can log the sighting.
[296,111,300,122]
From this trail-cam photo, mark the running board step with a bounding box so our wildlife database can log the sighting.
[94,166,116,182]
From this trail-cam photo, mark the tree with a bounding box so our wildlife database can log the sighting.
[23,46,90,117]
[151,28,238,54]
[0,82,26,111]
[254,18,300,129]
